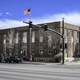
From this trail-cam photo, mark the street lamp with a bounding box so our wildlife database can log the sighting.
[23,8,32,61]
[23,21,32,61]
[62,18,64,64]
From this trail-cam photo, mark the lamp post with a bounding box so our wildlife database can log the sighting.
[29,21,32,61]
[23,9,32,61]
[23,21,32,61]
[62,18,64,64]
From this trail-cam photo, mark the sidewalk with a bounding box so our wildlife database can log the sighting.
[22,61,46,65]
[64,57,80,65]
[22,61,80,66]
[65,61,80,65]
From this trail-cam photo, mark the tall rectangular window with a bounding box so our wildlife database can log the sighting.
[40,36,43,42]
[48,35,52,47]
[16,32,18,44]
[23,32,27,43]
[32,31,35,43]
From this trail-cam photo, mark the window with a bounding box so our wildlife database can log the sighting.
[23,32,27,43]
[40,36,43,42]
[15,32,18,43]
[65,43,67,49]
[48,35,52,47]
[32,31,35,43]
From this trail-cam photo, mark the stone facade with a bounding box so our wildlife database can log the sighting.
[0,21,80,62]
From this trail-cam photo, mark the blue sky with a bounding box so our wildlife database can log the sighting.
[0,0,80,29]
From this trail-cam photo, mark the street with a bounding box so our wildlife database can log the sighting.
[0,62,80,80]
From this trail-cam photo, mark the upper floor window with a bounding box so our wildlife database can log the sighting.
[40,36,43,42]
[23,32,27,43]
[15,32,18,44]
[32,31,35,43]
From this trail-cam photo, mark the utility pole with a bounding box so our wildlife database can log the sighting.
[62,18,65,64]
[23,21,32,61]
[23,8,32,61]
[29,21,32,61]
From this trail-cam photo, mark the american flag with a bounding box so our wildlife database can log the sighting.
[24,9,31,15]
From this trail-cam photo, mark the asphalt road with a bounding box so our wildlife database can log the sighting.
[0,62,80,80]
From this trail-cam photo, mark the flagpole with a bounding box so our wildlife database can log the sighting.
[23,9,32,61]
[28,9,32,61]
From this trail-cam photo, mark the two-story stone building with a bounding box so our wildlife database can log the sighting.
[0,21,80,62]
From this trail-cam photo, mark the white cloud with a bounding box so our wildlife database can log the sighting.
[0,12,80,29]
[0,12,12,17]
[32,12,80,26]
[5,12,11,15]
[0,19,27,29]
